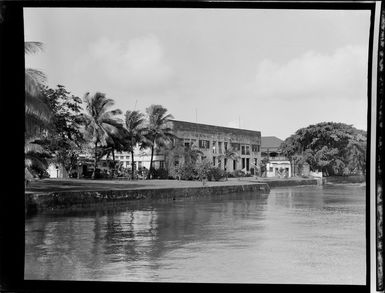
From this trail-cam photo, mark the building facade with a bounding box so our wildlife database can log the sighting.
[261,136,292,178]
[167,120,261,174]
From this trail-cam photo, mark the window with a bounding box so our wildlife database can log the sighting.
[224,158,227,170]
[218,142,222,154]
[246,158,250,171]
[269,167,273,172]
[160,161,165,169]
[231,143,240,151]
[213,157,216,166]
[242,158,245,169]
[241,146,245,155]
[212,141,216,153]
[246,145,250,155]
[252,144,260,152]
[224,142,228,151]
[254,158,258,166]
[126,156,130,160]
[199,140,210,149]
[233,160,236,170]
[185,142,190,148]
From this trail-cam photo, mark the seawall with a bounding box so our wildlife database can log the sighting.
[255,178,319,187]
[25,183,270,215]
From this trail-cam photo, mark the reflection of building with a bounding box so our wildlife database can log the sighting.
[168,120,261,174]
[261,136,291,178]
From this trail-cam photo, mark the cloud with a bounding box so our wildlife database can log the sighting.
[252,45,368,101]
[84,35,174,92]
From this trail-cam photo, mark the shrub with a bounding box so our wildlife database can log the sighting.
[207,167,226,181]
[195,159,212,181]
[232,170,246,178]
[151,168,169,179]
[170,163,197,180]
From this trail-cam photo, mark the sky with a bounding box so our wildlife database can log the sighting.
[24,8,371,140]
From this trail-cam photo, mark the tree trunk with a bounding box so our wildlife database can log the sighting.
[92,142,98,179]
[148,143,155,179]
[112,149,115,178]
[131,150,135,180]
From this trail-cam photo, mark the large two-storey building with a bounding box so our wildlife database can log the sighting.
[168,120,261,174]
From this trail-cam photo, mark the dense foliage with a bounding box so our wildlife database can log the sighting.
[41,85,85,175]
[279,122,367,176]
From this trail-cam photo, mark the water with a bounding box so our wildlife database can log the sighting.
[25,184,366,284]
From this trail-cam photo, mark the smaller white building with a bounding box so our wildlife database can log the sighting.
[47,163,68,178]
[266,160,291,178]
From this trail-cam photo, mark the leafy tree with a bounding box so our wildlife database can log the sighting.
[40,85,86,177]
[144,105,175,179]
[79,92,122,179]
[122,110,146,180]
[280,122,367,176]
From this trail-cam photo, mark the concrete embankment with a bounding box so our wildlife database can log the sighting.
[25,183,270,215]
[254,178,319,187]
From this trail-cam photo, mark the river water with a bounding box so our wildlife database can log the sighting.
[25,183,366,284]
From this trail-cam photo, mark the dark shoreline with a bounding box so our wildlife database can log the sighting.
[24,178,326,215]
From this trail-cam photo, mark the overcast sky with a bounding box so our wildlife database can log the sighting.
[24,8,370,140]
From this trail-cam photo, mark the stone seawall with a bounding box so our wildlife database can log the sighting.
[255,178,319,188]
[25,183,270,214]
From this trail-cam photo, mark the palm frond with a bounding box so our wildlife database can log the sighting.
[25,68,46,97]
[24,41,44,55]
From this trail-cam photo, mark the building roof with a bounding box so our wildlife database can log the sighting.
[261,136,283,149]
[169,119,261,137]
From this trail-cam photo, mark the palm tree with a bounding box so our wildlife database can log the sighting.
[79,92,122,179]
[217,147,240,180]
[24,41,52,180]
[123,110,146,180]
[144,105,175,179]
[25,41,52,136]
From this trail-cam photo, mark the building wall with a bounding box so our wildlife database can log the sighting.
[168,120,261,174]
[266,161,291,178]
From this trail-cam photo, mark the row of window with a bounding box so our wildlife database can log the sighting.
[198,140,260,153]
[212,157,259,171]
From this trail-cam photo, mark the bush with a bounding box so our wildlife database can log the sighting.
[231,170,246,178]
[207,167,226,181]
[151,168,169,179]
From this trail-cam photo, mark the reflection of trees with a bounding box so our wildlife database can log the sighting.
[270,187,325,210]
[25,193,269,280]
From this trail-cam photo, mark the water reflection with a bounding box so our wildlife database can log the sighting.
[25,185,365,284]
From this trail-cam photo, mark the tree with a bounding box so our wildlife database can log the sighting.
[217,147,240,180]
[40,85,86,177]
[144,105,175,179]
[122,110,146,180]
[164,142,203,180]
[24,41,53,179]
[79,92,122,179]
[280,122,367,176]
[25,41,52,136]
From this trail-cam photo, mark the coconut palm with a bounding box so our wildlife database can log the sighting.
[25,41,52,136]
[79,92,123,179]
[123,110,146,180]
[144,105,175,179]
[217,147,240,180]
[25,41,53,179]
